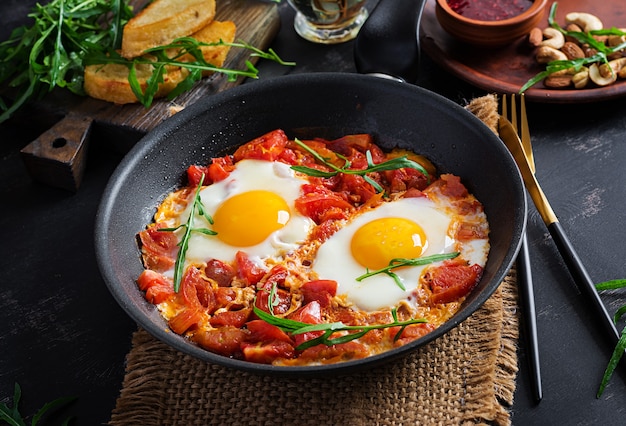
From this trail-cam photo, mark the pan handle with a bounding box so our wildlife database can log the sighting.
[354,0,427,83]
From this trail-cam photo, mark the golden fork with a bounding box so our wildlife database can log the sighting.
[499,94,621,394]
[501,93,542,402]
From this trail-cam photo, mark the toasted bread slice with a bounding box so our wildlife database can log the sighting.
[183,20,237,74]
[83,61,188,104]
[121,0,216,59]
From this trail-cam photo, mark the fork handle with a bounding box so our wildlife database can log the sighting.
[547,221,620,343]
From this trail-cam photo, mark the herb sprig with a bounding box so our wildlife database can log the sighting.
[253,305,427,351]
[0,383,75,426]
[158,174,216,292]
[520,2,626,93]
[356,252,460,291]
[290,138,431,194]
[595,278,626,397]
[84,38,295,108]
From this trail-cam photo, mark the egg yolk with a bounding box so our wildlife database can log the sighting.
[350,217,428,270]
[213,190,290,247]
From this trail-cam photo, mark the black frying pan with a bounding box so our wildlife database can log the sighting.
[94,70,526,375]
[95,0,526,374]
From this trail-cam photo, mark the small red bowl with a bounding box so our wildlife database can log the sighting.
[435,0,547,47]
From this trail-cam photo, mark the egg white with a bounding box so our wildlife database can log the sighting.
[312,196,489,312]
[181,159,314,266]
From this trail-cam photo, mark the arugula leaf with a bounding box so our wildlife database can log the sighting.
[290,138,431,194]
[594,278,626,397]
[253,305,427,351]
[0,383,75,426]
[356,252,460,291]
[157,173,217,292]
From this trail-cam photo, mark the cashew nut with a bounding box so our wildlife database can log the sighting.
[571,67,589,89]
[541,27,565,49]
[565,12,603,32]
[589,63,617,86]
[599,58,626,78]
[536,46,568,63]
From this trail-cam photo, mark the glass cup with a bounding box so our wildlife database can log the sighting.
[287,0,369,44]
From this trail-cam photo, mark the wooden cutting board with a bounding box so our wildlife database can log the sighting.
[19,0,280,191]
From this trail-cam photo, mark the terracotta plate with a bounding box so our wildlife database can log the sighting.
[420,0,626,103]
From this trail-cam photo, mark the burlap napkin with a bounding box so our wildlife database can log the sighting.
[109,95,520,426]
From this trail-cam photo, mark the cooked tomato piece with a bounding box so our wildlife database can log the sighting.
[439,174,469,198]
[233,129,289,162]
[235,251,267,285]
[327,134,381,159]
[288,301,324,347]
[214,287,243,310]
[186,164,210,187]
[209,308,252,328]
[257,265,289,292]
[383,167,430,193]
[335,174,378,204]
[180,267,216,313]
[169,308,203,334]
[301,280,337,308]
[393,323,436,346]
[426,261,483,304]
[195,327,247,357]
[205,259,235,287]
[241,340,296,364]
[254,287,291,315]
[138,224,178,272]
[295,184,354,223]
[137,270,175,304]
[208,156,234,183]
[298,341,369,363]
[245,319,293,344]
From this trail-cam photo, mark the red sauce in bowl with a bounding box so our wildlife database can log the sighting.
[447,0,534,21]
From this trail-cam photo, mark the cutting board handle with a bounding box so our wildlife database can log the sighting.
[20,112,94,192]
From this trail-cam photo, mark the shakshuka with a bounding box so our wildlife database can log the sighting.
[136,129,490,366]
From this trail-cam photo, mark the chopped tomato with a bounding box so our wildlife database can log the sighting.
[214,287,243,310]
[335,174,378,204]
[138,224,178,272]
[393,323,436,346]
[195,327,247,357]
[180,267,216,313]
[209,308,252,328]
[295,184,354,223]
[242,340,296,364]
[205,259,235,287]
[245,319,293,344]
[169,308,203,334]
[426,261,483,304]
[137,270,175,304]
[208,156,234,183]
[298,341,369,364]
[288,301,324,347]
[186,164,210,187]
[301,280,337,308]
[235,251,267,285]
[254,287,291,315]
[438,174,469,198]
[257,265,288,291]
[383,167,430,193]
[233,129,290,162]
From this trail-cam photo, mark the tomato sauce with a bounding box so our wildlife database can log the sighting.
[447,0,534,21]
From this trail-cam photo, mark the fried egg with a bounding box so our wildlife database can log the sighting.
[312,196,489,312]
[182,159,314,265]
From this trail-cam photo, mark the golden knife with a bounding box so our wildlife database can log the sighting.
[498,116,620,344]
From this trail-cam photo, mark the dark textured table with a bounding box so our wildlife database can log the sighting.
[2,1,626,424]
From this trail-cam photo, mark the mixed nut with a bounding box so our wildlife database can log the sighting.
[523,6,626,91]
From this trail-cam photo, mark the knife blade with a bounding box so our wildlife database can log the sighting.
[498,116,620,345]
